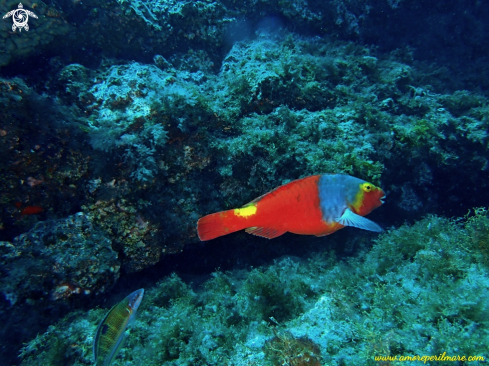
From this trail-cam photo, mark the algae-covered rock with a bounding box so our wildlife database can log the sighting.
[18,208,489,365]
[0,213,119,306]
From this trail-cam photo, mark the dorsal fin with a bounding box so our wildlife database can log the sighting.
[245,227,286,239]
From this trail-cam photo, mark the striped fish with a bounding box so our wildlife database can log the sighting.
[93,289,144,366]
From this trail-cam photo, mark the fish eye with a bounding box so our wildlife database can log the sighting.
[362,183,372,192]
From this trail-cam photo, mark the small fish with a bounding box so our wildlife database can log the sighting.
[20,205,43,215]
[93,289,144,366]
[197,174,385,241]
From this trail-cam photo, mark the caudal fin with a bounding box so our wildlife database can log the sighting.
[197,210,245,241]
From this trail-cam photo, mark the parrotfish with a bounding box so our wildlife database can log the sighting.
[93,289,144,366]
[197,174,385,241]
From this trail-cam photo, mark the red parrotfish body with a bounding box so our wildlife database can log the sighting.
[197,174,385,241]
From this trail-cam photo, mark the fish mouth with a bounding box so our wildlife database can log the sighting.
[380,195,386,204]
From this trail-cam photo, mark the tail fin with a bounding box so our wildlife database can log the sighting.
[197,209,245,241]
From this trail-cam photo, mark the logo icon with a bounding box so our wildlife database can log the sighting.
[3,3,38,32]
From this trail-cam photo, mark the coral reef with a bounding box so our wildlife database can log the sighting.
[18,208,489,365]
[2,0,488,89]
[83,62,177,181]
[265,330,321,366]
[0,76,90,239]
[2,29,489,274]
[116,0,234,45]
[0,213,119,306]
[81,195,162,273]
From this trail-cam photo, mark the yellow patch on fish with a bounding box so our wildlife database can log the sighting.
[234,204,257,218]
[350,183,369,210]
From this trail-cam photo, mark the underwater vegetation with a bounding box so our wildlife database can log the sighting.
[264,329,322,366]
[18,208,489,365]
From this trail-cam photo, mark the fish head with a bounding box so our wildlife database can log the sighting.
[127,288,144,312]
[349,181,385,216]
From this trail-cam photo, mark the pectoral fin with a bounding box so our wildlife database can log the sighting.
[336,208,383,232]
[245,227,286,239]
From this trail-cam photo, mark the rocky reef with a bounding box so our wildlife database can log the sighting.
[0,213,119,306]
[18,209,489,365]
